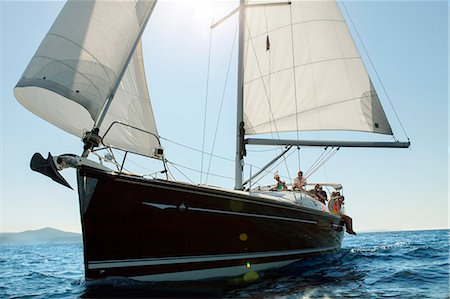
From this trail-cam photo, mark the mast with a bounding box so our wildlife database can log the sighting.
[235,0,245,190]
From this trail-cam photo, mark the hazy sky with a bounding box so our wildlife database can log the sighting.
[1,0,448,233]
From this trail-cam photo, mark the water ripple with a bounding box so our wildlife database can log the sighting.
[0,230,448,298]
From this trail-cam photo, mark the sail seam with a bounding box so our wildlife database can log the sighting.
[244,16,281,137]
[263,4,275,140]
[301,3,321,142]
[245,95,370,132]
[46,33,114,84]
[245,19,345,41]
[31,55,104,117]
[289,4,301,171]
[244,13,293,183]
[340,1,409,140]
[243,56,361,85]
[334,3,373,131]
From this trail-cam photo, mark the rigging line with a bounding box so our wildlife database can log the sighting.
[322,163,330,192]
[304,148,339,179]
[244,17,280,138]
[308,148,338,179]
[164,164,176,181]
[243,161,272,172]
[113,150,158,174]
[261,6,293,192]
[91,150,106,167]
[243,158,306,187]
[304,147,329,177]
[251,148,297,187]
[159,136,234,163]
[304,147,333,178]
[107,147,121,172]
[260,5,291,181]
[246,19,346,40]
[298,0,321,148]
[45,33,113,83]
[289,4,301,170]
[200,25,214,184]
[90,150,122,171]
[256,150,296,188]
[167,161,196,185]
[244,16,293,182]
[142,171,161,179]
[205,23,239,184]
[163,159,177,181]
[242,56,361,86]
[263,5,275,141]
[340,1,409,140]
[34,55,104,104]
[305,152,326,178]
[168,161,235,181]
[279,147,293,191]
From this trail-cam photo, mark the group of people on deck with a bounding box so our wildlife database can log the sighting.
[271,170,356,235]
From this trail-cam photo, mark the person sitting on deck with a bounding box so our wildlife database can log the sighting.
[270,172,287,191]
[317,185,328,204]
[308,184,320,200]
[309,184,326,203]
[329,192,356,235]
[293,171,307,190]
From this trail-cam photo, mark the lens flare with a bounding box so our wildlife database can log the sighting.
[239,233,248,241]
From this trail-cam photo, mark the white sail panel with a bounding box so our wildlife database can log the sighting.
[100,41,160,157]
[243,0,393,135]
[14,0,160,157]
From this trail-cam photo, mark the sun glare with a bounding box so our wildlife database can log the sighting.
[174,0,238,35]
[192,0,214,25]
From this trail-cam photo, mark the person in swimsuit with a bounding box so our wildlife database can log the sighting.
[271,172,287,191]
[329,191,356,235]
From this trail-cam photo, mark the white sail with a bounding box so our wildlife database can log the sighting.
[100,41,160,157]
[243,0,393,136]
[14,0,160,157]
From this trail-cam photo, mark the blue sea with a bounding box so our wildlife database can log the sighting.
[1,229,448,298]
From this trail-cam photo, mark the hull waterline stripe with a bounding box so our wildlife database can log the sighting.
[142,202,317,225]
[129,259,299,282]
[88,246,339,270]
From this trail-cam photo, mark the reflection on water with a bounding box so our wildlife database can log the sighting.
[1,230,449,298]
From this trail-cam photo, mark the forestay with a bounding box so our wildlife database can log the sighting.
[243,0,392,135]
[14,0,160,157]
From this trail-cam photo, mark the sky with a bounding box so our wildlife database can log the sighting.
[0,0,448,233]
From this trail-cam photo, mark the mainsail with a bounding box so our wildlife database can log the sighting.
[14,0,159,157]
[243,0,393,136]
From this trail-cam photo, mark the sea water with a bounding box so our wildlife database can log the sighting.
[1,229,448,298]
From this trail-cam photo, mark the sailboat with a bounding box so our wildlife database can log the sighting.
[14,0,409,282]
